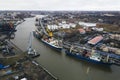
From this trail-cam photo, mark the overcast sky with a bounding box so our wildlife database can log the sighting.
[0,0,120,11]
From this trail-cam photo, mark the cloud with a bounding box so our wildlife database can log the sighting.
[0,0,120,10]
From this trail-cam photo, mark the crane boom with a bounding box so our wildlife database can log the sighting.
[39,19,49,36]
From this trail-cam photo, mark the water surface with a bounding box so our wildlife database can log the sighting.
[12,17,120,80]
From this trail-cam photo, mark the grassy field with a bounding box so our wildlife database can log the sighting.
[96,23,120,32]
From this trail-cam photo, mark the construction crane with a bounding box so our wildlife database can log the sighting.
[27,32,36,55]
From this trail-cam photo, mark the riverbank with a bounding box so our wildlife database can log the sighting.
[11,17,120,80]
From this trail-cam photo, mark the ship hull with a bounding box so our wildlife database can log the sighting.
[41,39,62,52]
[65,50,112,65]
[33,31,62,52]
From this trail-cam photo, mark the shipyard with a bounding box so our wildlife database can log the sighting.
[0,0,120,80]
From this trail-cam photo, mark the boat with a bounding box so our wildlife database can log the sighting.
[66,50,114,65]
[33,28,62,52]
[34,16,62,52]
[65,49,113,65]
[0,64,10,69]
[63,42,114,65]
[41,38,62,52]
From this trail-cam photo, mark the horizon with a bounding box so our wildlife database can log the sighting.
[0,10,120,12]
[0,0,120,11]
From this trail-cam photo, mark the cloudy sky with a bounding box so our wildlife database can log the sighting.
[0,0,120,11]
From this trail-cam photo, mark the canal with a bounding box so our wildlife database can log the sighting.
[12,17,120,80]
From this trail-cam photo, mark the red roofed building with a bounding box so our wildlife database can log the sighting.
[78,28,86,34]
[88,35,103,45]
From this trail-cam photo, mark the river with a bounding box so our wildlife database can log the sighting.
[12,17,120,80]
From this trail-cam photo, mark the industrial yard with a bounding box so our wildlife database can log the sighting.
[0,11,120,80]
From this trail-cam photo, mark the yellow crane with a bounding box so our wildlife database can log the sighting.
[46,26,53,37]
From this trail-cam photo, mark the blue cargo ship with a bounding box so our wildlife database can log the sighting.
[65,49,113,65]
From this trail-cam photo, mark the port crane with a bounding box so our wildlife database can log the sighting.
[39,19,49,36]
[27,32,37,55]
[39,19,53,37]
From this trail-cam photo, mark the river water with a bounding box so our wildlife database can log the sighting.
[12,17,120,80]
